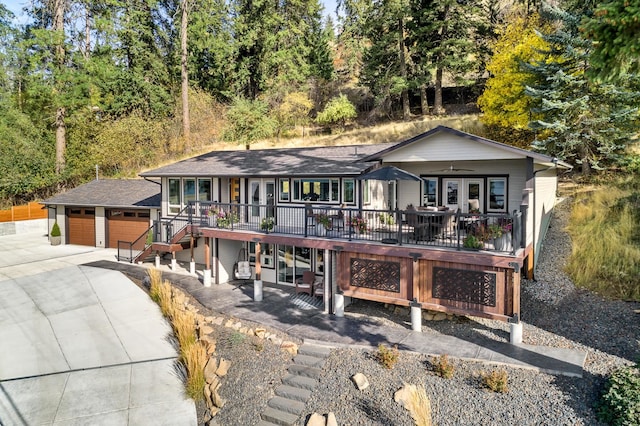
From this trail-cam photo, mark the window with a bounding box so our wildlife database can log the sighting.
[168,178,181,214]
[279,179,290,202]
[488,178,507,211]
[291,178,340,202]
[422,178,438,206]
[363,180,370,204]
[249,243,274,269]
[198,179,211,201]
[183,179,196,204]
[342,179,355,204]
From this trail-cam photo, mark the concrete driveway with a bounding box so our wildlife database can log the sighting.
[0,232,196,425]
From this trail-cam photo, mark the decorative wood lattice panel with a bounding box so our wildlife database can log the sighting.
[350,258,401,293]
[432,267,497,307]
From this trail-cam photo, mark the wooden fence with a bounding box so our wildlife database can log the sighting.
[0,202,47,222]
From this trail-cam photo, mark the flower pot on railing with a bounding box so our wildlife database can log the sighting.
[493,233,512,252]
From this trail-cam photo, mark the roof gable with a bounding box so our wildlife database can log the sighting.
[364,126,571,168]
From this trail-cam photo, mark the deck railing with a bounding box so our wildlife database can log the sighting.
[186,201,523,254]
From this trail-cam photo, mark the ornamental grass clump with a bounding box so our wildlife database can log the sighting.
[433,354,455,379]
[481,369,508,393]
[182,339,207,400]
[377,343,400,369]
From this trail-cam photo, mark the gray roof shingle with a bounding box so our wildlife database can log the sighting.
[42,179,161,208]
[139,144,394,178]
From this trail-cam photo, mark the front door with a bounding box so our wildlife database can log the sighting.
[249,179,275,219]
[443,178,485,213]
[443,178,461,211]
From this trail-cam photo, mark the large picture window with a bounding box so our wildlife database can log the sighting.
[291,178,340,202]
[488,178,507,212]
[198,179,211,201]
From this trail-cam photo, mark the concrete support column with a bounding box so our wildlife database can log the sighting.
[189,261,196,275]
[171,258,177,271]
[203,269,212,287]
[155,255,160,268]
[410,301,422,332]
[334,292,344,317]
[254,280,263,302]
[510,315,523,344]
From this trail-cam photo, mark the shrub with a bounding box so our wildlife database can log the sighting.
[50,221,61,237]
[598,362,640,425]
[481,369,508,393]
[377,344,400,369]
[172,308,197,349]
[228,331,246,347]
[433,354,455,379]
[316,94,357,128]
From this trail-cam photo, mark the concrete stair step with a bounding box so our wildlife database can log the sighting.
[282,373,318,391]
[268,396,306,415]
[275,384,312,402]
[299,343,332,359]
[288,364,323,380]
[262,407,299,426]
[293,354,326,368]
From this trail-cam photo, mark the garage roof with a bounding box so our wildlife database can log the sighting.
[139,144,394,178]
[42,179,161,209]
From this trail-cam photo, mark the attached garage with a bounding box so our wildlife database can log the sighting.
[107,209,151,249]
[43,179,161,248]
[67,207,96,246]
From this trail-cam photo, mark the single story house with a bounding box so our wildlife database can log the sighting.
[43,126,571,323]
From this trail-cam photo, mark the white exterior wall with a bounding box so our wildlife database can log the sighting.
[217,239,244,283]
[383,132,525,162]
[95,207,106,248]
[533,167,558,269]
[55,205,66,243]
[394,159,528,213]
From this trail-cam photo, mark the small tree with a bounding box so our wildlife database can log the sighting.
[222,97,277,150]
[316,94,357,129]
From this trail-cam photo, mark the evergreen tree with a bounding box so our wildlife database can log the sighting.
[360,0,411,120]
[409,0,489,114]
[525,5,640,176]
[581,0,640,81]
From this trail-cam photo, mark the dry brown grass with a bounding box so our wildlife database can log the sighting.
[182,340,208,401]
[172,307,197,348]
[566,187,640,300]
[395,384,433,426]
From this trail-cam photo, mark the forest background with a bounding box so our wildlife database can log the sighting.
[0,0,639,207]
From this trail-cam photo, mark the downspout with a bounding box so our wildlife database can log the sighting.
[531,158,558,279]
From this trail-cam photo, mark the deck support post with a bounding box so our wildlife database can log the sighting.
[189,261,196,275]
[203,269,212,287]
[155,254,160,268]
[171,252,177,271]
[410,300,422,332]
[334,292,344,317]
[510,314,522,344]
[253,280,263,302]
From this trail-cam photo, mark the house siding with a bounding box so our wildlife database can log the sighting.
[533,167,558,271]
[382,132,526,163]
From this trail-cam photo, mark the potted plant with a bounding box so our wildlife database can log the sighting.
[493,219,513,251]
[463,234,483,250]
[316,213,331,236]
[348,215,368,234]
[50,221,61,246]
[260,217,274,233]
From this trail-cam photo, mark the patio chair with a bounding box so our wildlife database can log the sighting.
[295,271,320,296]
[233,246,252,287]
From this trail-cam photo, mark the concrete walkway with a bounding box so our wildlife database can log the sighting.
[0,232,196,425]
[92,259,587,378]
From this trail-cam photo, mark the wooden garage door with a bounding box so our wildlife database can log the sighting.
[107,210,150,249]
[67,208,96,246]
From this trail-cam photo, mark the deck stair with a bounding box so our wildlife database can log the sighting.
[258,343,331,426]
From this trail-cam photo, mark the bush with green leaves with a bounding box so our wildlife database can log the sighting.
[316,94,357,128]
[50,221,61,237]
[598,362,640,425]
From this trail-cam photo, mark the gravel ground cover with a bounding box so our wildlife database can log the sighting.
[189,196,639,425]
